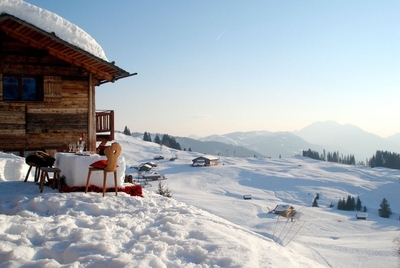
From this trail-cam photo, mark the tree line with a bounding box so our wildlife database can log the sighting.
[303,148,400,170]
[337,195,366,212]
[336,195,392,218]
[368,150,400,169]
[122,127,183,151]
[143,131,182,150]
[302,149,355,165]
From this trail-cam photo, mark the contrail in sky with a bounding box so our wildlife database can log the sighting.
[216,28,227,41]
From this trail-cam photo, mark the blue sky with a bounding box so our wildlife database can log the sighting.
[26,1,400,138]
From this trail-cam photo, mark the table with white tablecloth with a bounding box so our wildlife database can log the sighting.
[55,152,125,188]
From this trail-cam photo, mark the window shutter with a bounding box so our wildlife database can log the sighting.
[43,76,62,102]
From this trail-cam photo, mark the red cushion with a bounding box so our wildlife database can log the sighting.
[90,160,118,169]
[90,160,107,169]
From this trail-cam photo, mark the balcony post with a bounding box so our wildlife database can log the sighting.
[88,74,96,152]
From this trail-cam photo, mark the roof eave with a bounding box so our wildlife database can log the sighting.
[0,13,135,84]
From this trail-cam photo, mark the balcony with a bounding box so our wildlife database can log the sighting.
[96,110,114,142]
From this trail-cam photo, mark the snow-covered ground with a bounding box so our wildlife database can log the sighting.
[0,132,399,267]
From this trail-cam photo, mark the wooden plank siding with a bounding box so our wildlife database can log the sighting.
[0,102,26,150]
[0,12,131,156]
[0,31,95,154]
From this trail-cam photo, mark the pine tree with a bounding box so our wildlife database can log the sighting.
[170,136,181,150]
[345,195,353,211]
[161,134,170,148]
[332,151,338,162]
[123,126,131,136]
[350,155,356,165]
[160,134,181,150]
[350,196,356,211]
[378,198,392,218]
[356,196,362,211]
[375,151,383,167]
[337,198,345,210]
[143,132,152,142]
[154,134,161,144]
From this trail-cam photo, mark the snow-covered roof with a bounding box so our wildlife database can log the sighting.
[192,155,219,161]
[273,204,293,212]
[0,0,107,61]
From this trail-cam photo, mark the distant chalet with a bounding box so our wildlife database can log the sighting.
[192,155,219,167]
[273,204,296,218]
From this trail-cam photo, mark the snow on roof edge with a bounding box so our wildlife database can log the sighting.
[193,155,219,161]
[0,0,108,61]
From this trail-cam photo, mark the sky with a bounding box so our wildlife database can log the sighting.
[21,1,400,138]
[0,132,399,267]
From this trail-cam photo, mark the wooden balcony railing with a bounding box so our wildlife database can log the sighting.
[95,110,114,141]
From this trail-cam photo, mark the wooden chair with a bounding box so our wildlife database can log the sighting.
[24,151,55,183]
[85,142,121,197]
[24,163,41,183]
[39,167,62,193]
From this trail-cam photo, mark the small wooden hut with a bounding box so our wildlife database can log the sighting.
[0,9,135,156]
[356,213,368,220]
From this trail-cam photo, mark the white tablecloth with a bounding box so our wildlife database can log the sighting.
[55,153,125,188]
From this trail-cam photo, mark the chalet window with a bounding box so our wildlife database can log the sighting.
[2,75,43,101]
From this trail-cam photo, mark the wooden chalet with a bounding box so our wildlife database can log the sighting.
[191,155,219,167]
[0,13,136,156]
[273,204,296,218]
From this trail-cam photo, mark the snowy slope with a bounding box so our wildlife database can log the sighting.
[0,133,398,267]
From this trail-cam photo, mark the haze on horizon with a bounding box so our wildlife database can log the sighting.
[26,0,400,138]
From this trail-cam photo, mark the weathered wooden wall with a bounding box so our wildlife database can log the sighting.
[0,101,26,150]
[0,31,95,155]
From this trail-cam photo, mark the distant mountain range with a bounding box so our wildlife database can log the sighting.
[293,121,400,161]
[176,137,263,157]
[386,133,400,145]
[198,131,319,158]
[130,132,263,157]
[131,121,400,163]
